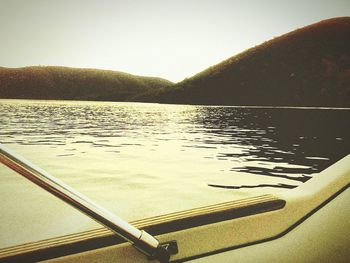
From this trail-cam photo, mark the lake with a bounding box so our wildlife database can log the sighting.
[0,99,349,248]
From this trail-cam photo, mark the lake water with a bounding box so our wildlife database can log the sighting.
[0,99,349,248]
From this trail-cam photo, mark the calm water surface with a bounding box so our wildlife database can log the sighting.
[0,99,349,247]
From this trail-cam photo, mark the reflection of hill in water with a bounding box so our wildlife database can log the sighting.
[194,107,350,189]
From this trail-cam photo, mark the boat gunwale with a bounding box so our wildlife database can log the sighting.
[0,194,285,262]
[1,154,349,262]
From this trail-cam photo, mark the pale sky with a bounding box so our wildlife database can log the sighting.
[0,0,349,82]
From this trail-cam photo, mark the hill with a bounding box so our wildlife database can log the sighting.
[137,17,350,107]
[0,66,172,101]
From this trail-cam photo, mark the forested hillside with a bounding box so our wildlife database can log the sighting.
[0,66,172,101]
[137,17,350,107]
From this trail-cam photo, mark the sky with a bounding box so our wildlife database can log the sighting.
[0,0,349,82]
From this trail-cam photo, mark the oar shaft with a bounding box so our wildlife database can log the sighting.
[0,144,159,258]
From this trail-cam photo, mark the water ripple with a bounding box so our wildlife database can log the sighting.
[1,100,349,190]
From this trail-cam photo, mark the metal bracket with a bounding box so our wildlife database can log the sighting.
[148,240,178,263]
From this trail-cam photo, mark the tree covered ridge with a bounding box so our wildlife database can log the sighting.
[137,17,350,107]
[0,66,173,101]
[1,17,349,107]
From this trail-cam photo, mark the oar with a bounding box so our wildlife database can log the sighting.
[0,144,172,262]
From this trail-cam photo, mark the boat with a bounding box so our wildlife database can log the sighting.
[0,143,349,262]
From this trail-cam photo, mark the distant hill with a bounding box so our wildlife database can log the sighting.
[1,18,349,107]
[137,17,350,107]
[0,66,172,101]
